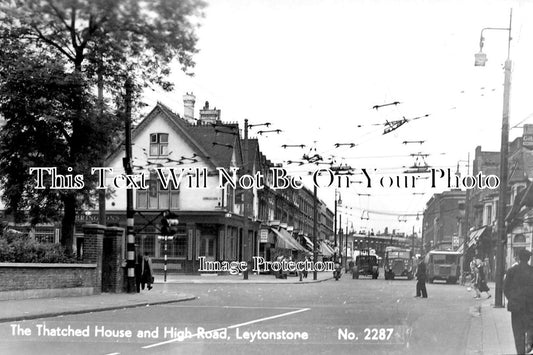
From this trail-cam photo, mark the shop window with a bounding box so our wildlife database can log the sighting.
[159,226,187,258]
[150,133,169,156]
[135,234,156,256]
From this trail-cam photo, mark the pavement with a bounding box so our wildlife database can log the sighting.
[464,282,517,355]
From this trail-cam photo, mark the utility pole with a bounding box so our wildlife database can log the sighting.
[474,11,512,308]
[495,58,511,308]
[461,154,471,282]
[240,120,271,279]
[313,184,318,280]
[412,225,415,252]
[243,119,250,280]
[123,77,136,293]
[339,213,343,261]
[345,220,348,270]
[334,190,338,260]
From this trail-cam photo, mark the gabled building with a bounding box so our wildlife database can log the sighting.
[102,97,256,273]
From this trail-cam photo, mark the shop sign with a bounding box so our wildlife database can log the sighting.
[260,229,269,243]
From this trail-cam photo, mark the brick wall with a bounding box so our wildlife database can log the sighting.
[0,263,96,300]
[0,224,127,300]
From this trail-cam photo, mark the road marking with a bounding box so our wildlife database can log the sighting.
[159,304,303,310]
[142,307,310,349]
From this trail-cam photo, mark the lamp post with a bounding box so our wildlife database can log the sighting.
[456,156,471,282]
[475,10,512,308]
[242,120,271,280]
[334,189,338,260]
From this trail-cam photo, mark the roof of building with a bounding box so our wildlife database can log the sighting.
[106,102,242,170]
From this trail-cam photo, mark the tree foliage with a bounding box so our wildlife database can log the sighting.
[1,0,205,90]
[0,0,206,252]
[0,53,119,223]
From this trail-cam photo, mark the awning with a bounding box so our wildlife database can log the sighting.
[303,236,314,251]
[271,228,309,253]
[320,241,334,257]
[456,227,489,254]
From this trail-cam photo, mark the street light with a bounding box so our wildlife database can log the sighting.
[475,10,512,308]
[456,156,471,281]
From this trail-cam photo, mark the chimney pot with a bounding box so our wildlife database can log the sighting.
[183,92,196,124]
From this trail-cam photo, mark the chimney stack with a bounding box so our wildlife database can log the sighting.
[199,101,221,124]
[183,92,196,124]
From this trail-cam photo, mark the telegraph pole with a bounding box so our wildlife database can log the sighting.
[495,57,511,308]
[334,190,338,259]
[313,184,318,280]
[240,120,271,279]
[243,119,250,280]
[461,154,471,282]
[339,213,343,261]
[345,220,348,270]
[123,77,136,293]
[474,11,512,308]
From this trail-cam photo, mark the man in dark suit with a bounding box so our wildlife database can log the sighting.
[504,249,533,354]
[415,256,427,298]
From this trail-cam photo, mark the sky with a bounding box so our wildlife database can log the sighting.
[143,0,533,236]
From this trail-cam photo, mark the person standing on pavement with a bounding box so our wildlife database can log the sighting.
[135,251,143,293]
[141,252,153,290]
[303,256,309,279]
[504,249,533,354]
[415,256,427,298]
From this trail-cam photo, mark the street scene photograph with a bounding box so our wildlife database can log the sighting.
[1,0,533,354]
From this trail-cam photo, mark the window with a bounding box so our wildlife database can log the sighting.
[149,133,169,156]
[514,234,526,243]
[485,205,492,225]
[159,226,187,258]
[430,254,459,264]
[137,172,179,210]
[135,233,156,256]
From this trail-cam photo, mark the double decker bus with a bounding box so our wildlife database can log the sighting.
[424,250,461,284]
[384,246,414,280]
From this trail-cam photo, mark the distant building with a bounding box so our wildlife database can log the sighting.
[422,189,466,252]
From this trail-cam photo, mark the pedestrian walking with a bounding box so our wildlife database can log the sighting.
[504,249,533,354]
[473,258,491,299]
[415,256,427,298]
[141,252,153,290]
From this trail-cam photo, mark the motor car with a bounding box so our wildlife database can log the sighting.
[353,254,379,279]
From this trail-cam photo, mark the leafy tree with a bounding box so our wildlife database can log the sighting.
[0,53,119,241]
[0,0,205,252]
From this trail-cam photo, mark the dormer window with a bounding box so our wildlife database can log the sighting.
[150,133,169,156]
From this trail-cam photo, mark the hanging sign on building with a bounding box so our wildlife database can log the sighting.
[523,124,533,147]
[260,229,269,243]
